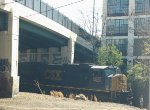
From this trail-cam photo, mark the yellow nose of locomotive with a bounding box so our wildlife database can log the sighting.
[111,74,127,92]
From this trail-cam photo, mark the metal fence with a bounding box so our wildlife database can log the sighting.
[15,0,92,41]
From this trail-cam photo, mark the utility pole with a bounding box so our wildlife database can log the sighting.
[92,0,95,37]
[92,0,95,63]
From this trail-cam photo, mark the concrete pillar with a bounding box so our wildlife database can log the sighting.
[60,38,76,64]
[0,10,19,97]
[127,38,134,66]
[101,0,107,46]
[129,0,135,15]
[102,0,107,36]
[127,0,135,66]
[66,38,75,64]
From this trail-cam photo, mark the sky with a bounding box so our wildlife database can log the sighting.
[45,0,103,36]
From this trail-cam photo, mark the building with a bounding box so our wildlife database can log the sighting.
[102,0,150,72]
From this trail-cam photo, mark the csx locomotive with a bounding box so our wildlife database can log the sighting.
[18,62,129,102]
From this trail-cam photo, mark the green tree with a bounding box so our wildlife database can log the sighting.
[128,62,148,84]
[97,45,123,67]
[127,62,149,107]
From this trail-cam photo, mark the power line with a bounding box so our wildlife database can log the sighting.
[54,0,84,9]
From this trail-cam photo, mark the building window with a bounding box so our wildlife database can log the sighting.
[106,19,128,36]
[107,0,129,16]
[135,0,150,14]
[134,18,150,36]
[0,12,8,31]
[106,39,128,56]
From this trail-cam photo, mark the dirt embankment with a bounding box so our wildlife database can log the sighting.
[0,92,146,110]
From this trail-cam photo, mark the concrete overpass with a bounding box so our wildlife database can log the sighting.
[0,0,94,97]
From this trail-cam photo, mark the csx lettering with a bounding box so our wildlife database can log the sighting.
[44,70,62,80]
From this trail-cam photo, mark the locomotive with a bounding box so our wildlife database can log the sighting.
[18,62,129,102]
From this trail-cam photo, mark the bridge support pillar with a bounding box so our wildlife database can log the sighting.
[0,10,19,98]
[60,37,75,64]
[67,38,75,64]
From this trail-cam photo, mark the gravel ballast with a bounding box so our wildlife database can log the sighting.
[0,92,146,110]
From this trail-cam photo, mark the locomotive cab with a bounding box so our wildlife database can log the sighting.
[90,65,127,92]
[90,66,116,91]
